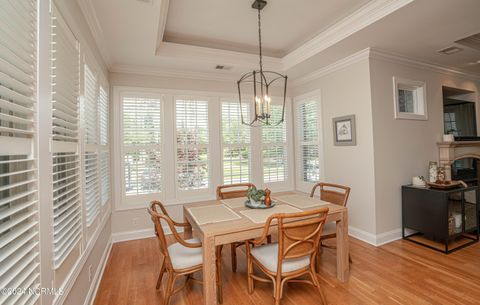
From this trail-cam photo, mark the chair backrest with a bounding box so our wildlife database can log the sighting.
[272,207,329,272]
[216,183,256,200]
[147,201,174,259]
[310,182,351,207]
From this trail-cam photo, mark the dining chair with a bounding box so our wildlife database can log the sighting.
[310,182,352,263]
[148,201,223,305]
[245,207,330,305]
[216,183,271,272]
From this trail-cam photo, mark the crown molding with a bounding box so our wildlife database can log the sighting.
[77,0,112,68]
[156,42,282,71]
[369,48,480,81]
[109,63,243,82]
[155,0,170,52]
[291,48,371,86]
[281,0,414,71]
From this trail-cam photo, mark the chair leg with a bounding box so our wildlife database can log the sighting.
[156,256,166,290]
[230,243,237,272]
[247,255,254,294]
[164,273,176,305]
[216,246,223,304]
[309,267,327,305]
[274,275,282,305]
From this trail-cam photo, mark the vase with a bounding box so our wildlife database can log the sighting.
[429,161,437,183]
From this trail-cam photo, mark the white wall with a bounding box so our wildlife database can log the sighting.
[369,56,480,236]
[291,59,378,238]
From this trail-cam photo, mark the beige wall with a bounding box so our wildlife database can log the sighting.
[369,57,480,236]
[291,59,377,236]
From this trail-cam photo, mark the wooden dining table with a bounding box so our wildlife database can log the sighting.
[182,191,349,305]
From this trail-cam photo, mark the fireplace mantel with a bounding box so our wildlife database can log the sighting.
[438,141,480,180]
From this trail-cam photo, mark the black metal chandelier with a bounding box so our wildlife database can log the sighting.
[237,0,287,126]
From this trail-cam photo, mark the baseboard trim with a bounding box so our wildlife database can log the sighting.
[349,226,402,246]
[85,237,113,305]
[375,228,402,246]
[348,226,377,245]
[112,226,183,243]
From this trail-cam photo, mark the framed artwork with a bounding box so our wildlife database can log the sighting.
[333,115,356,146]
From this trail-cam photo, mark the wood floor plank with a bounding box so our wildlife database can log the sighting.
[94,236,480,305]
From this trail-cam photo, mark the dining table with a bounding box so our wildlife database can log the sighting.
[182,191,350,305]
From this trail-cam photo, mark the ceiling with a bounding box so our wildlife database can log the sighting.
[84,0,480,82]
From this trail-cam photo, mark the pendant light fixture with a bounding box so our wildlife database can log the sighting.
[237,0,287,126]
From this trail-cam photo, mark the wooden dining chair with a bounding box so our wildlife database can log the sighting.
[148,201,223,305]
[216,183,271,272]
[245,207,330,305]
[310,183,352,263]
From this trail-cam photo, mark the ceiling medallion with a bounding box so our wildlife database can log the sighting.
[237,0,287,127]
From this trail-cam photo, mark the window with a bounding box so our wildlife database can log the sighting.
[0,0,40,303]
[98,86,109,206]
[122,96,162,196]
[221,101,251,184]
[175,98,209,191]
[262,104,288,183]
[393,77,427,120]
[295,97,323,191]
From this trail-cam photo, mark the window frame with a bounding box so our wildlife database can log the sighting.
[293,91,325,193]
[393,76,428,120]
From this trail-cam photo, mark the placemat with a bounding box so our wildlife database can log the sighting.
[273,194,330,209]
[188,205,241,225]
[221,197,247,209]
[240,205,302,224]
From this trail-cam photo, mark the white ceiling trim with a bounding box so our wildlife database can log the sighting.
[156,42,282,71]
[281,0,414,71]
[369,48,480,81]
[155,0,170,52]
[110,63,243,82]
[77,0,112,68]
[291,48,371,86]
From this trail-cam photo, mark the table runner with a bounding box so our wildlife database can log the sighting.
[188,204,241,225]
[239,205,302,224]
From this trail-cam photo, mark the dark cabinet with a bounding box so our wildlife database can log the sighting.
[402,185,479,253]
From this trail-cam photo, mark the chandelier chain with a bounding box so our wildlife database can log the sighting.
[257,7,263,73]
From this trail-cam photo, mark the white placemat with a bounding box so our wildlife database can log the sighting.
[221,197,247,209]
[273,194,330,209]
[240,205,302,224]
[188,205,241,225]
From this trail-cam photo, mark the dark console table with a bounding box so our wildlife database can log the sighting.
[402,185,479,253]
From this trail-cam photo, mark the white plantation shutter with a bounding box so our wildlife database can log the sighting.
[175,99,209,190]
[51,5,82,269]
[0,1,40,304]
[100,151,109,205]
[262,105,288,183]
[221,101,251,184]
[122,97,162,196]
[99,86,108,145]
[297,100,320,183]
[98,86,109,205]
[84,64,97,145]
[84,152,99,225]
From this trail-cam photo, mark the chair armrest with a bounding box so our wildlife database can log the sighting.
[247,215,276,246]
[161,215,201,248]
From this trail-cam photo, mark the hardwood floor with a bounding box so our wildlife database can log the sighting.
[94,235,480,305]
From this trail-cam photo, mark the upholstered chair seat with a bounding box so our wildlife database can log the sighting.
[167,238,202,270]
[250,243,310,273]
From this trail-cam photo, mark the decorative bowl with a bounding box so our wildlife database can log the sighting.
[245,199,276,209]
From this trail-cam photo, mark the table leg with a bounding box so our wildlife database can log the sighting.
[202,235,217,305]
[336,209,350,282]
[183,213,192,239]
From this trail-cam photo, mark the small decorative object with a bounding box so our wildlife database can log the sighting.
[246,186,276,209]
[428,161,437,183]
[443,134,454,142]
[412,176,426,187]
[448,216,456,235]
[333,115,356,146]
[436,166,446,184]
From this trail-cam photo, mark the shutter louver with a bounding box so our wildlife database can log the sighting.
[99,86,108,145]
[51,5,82,269]
[100,151,109,205]
[84,64,97,145]
[221,102,251,184]
[262,105,288,183]
[84,152,99,226]
[122,97,162,195]
[175,99,209,190]
[297,100,320,183]
[0,1,40,304]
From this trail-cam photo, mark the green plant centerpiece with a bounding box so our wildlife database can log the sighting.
[246,186,275,209]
